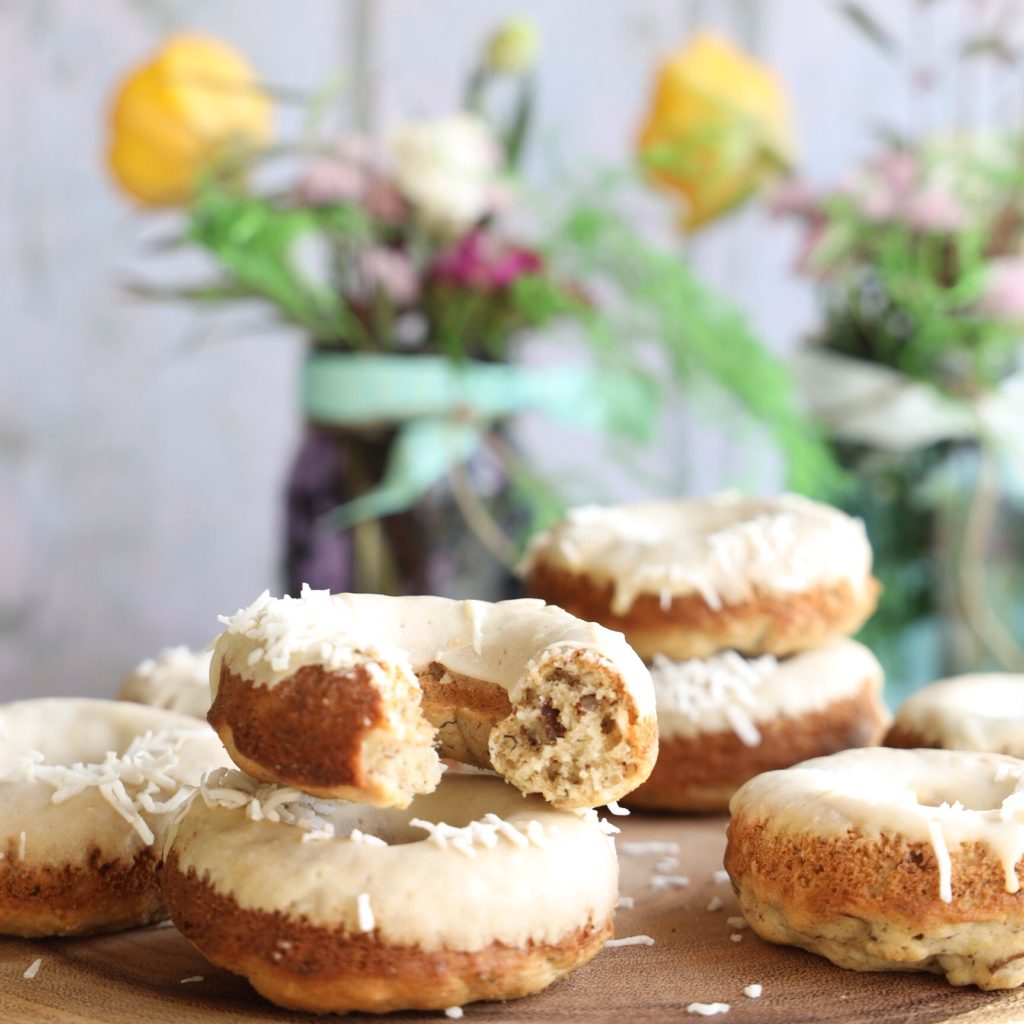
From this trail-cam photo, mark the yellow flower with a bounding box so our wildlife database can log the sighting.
[638,32,794,231]
[485,17,541,74]
[108,34,272,206]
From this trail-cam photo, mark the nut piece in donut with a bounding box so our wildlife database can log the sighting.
[117,645,213,719]
[886,673,1024,755]
[0,698,230,937]
[626,639,889,812]
[162,768,618,1014]
[524,494,879,659]
[725,747,1024,990]
[209,589,658,810]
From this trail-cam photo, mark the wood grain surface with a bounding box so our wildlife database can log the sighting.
[2,814,1024,1023]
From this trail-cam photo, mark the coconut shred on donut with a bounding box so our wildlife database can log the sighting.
[524,494,879,660]
[208,587,658,811]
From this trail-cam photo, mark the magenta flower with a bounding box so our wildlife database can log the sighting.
[430,230,543,290]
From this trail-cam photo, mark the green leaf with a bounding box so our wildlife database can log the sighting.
[835,2,898,55]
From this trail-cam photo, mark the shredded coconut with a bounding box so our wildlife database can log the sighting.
[200,768,386,844]
[650,650,776,747]
[687,1002,730,1016]
[409,814,547,858]
[357,893,375,933]
[744,984,763,998]
[616,896,635,909]
[730,933,743,943]
[707,896,724,912]
[17,831,25,861]
[619,841,680,856]
[712,869,730,885]
[606,800,630,816]
[180,975,204,984]
[218,585,402,676]
[0,729,212,846]
[22,958,42,980]
[651,874,690,889]
[655,856,679,872]
[444,1008,464,1020]
[605,935,655,947]
[726,916,748,930]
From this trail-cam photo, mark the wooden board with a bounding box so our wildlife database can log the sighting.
[3,814,1024,1023]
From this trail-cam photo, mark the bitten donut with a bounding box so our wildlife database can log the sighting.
[626,639,889,812]
[524,493,878,660]
[118,645,213,719]
[163,767,618,1014]
[0,698,229,936]
[208,587,657,810]
[886,674,1024,756]
[725,747,1024,989]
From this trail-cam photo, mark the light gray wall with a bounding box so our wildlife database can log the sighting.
[0,0,995,701]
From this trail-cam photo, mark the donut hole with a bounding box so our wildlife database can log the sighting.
[307,769,534,845]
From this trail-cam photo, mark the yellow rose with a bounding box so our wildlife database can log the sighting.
[638,31,794,231]
[108,34,272,206]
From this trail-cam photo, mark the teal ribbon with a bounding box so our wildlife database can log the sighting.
[305,353,655,529]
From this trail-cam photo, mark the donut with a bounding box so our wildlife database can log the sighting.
[523,493,878,660]
[208,587,657,810]
[0,698,229,937]
[163,766,618,1013]
[725,747,1024,990]
[886,674,1024,756]
[118,645,213,719]
[625,639,889,812]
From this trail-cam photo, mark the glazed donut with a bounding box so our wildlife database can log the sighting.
[0,698,228,937]
[626,639,889,812]
[163,767,618,1013]
[886,674,1024,755]
[725,747,1024,990]
[208,587,657,810]
[524,493,878,660]
[118,645,213,719]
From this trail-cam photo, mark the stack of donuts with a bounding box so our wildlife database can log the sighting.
[158,587,659,1014]
[524,492,891,811]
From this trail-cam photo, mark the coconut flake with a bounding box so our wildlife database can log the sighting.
[687,1002,730,1016]
[605,935,655,947]
[22,959,42,980]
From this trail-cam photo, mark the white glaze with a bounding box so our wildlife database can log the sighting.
[651,639,884,743]
[523,493,873,615]
[730,747,1024,903]
[168,769,618,952]
[0,698,230,868]
[893,674,1024,755]
[211,587,655,719]
[118,646,214,719]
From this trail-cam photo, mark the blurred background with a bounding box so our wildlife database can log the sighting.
[3,0,1024,703]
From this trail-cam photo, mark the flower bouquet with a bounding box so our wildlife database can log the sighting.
[780,137,1024,690]
[107,24,833,599]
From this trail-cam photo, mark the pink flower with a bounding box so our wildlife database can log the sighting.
[430,230,543,290]
[357,247,420,306]
[902,186,967,232]
[979,257,1024,320]
[294,140,406,222]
